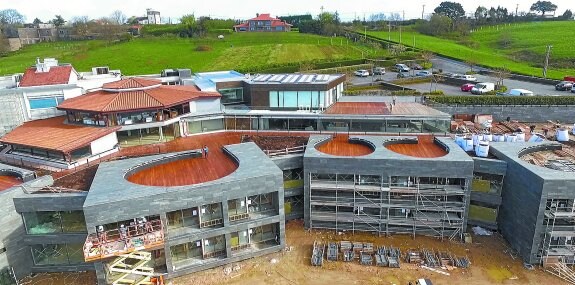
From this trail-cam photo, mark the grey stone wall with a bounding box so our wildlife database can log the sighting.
[472,158,507,176]
[0,187,32,280]
[431,105,575,122]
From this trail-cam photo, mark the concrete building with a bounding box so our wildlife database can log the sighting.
[303,135,474,239]
[136,9,162,25]
[233,14,292,32]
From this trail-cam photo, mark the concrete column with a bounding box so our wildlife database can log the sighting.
[95,262,107,285]
[222,200,230,227]
[224,232,232,258]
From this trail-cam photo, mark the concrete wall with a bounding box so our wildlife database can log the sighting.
[431,105,575,122]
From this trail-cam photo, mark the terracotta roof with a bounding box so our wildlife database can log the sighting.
[234,13,291,28]
[324,102,390,115]
[57,79,221,113]
[19,65,75,87]
[103,78,161,89]
[0,116,119,153]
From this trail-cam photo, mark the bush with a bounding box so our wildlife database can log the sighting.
[195,45,212,51]
[423,90,444,95]
[428,95,575,105]
[209,29,233,35]
[391,90,421,96]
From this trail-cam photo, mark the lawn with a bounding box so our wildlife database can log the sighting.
[367,21,575,80]
[0,32,386,75]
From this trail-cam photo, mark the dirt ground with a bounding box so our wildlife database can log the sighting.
[20,271,97,285]
[174,220,566,285]
[241,135,309,150]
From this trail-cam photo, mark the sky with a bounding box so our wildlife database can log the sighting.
[2,0,573,23]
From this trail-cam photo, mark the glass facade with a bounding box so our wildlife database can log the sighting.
[31,243,85,265]
[23,211,86,235]
[219,88,244,104]
[187,118,225,134]
[166,207,199,230]
[221,116,450,134]
[269,91,326,109]
[170,240,202,262]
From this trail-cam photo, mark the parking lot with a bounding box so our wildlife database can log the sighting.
[350,57,571,96]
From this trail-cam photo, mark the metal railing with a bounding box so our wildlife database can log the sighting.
[265,145,306,157]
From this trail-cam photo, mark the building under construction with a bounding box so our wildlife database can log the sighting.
[303,135,474,240]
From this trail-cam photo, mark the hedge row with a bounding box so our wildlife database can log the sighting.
[245,58,366,74]
[428,95,575,105]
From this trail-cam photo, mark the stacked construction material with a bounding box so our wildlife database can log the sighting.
[423,248,439,267]
[311,241,325,266]
[406,249,423,264]
[360,251,373,265]
[388,247,401,268]
[327,242,338,261]
[453,255,470,268]
[436,251,455,267]
[375,247,389,267]
[340,241,354,262]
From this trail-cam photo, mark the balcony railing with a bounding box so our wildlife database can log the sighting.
[83,219,164,262]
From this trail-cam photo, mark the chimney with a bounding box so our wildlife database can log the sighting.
[256,13,259,17]
[36,57,40,64]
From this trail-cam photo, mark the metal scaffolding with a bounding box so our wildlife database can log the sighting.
[309,173,468,240]
[540,198,575,267]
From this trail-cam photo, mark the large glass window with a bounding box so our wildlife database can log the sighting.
[28,96,63,109]
[31,243,85,265]
[199,203,223,228]
[298,91,312,108]
[23,211,86,234]
[219,88,244,104]
[170,240,202,262]
[187,119,224,134]
[283,91,298,108]
[166,207,199,230]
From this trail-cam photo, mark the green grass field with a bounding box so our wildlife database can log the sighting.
[0,32,386,75]
[367,21,575,79]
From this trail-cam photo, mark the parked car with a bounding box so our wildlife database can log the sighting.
[461,83,475,92]
[415,70,432,77]
[572,85,575,93]
[410,63,423,70]
[455,74,477,81]
[394,63,410,72]
[354,69,370,77]
[396,72,410,78]
[471,82,495,95]
[449,73,461,78]
[499,88,534,96]
[372,67,386,75]
[555,81,574,91]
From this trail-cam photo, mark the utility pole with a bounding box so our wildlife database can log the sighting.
[320,6,324,14]
[515,4,519,16]
[364,26,367,40]
[422,5,426,20]
[543,45,553,79]
[399,11,404,45]
[388,22,391,41]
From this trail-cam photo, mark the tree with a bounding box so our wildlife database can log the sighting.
[70,16,90,37]
[561,9,573,19]
[179,14,196,37]
[110,10,127,25]
[127,16,139,25]
[51,15,65,27]
[474,6,488,21]
[530,1,558,16]
[434,2,466,20]
[420,51,434,67]
[416,14,452,36]
[0,33,10,55]
[494,67,511,87]
[33,18,42,25]
[0,9,25,25]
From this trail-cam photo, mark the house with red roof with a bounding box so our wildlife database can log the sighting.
[233,14,292,32]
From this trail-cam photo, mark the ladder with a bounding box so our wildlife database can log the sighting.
[108,251,155,285]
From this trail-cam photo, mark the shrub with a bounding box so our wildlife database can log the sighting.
[423,90,444,95]
[391,90,421,96]
[427,95,575,105]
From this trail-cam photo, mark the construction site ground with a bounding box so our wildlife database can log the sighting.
[174,220,565,285]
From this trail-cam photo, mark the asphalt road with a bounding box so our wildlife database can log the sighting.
[350,57,570,96]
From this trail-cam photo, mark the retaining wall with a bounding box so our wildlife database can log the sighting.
[431,104,575,122]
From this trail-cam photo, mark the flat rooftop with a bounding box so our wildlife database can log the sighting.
[245,73,344,85]
[385,136,448,158]
[316,135,374,156]
[0,116,119,153]
[0,175,21,191]
[194,70,245,91]
[324,102,390,115]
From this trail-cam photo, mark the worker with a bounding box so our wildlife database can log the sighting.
[138,218,145,234]
[97,225,107,243]
[203,145,209,158]
[145,218,154,233]
[392,95,397,105]
[119,224,128,240]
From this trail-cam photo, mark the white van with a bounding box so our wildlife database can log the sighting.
[456,74,477,81]
[471,82,495,95]
[507,88,534,96]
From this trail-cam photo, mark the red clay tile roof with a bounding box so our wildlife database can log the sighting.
[19,65,75,87]
[102,78,161,89]
[57,79,221,113]
[234,13,291,28]
[0,116,119,153]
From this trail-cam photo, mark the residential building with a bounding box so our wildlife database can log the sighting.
[233,14,292,32]
[0,58,121,136]
[137,8,162,25]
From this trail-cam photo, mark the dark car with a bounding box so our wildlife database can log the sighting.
[555,81,574,91]
[461,83,475,92]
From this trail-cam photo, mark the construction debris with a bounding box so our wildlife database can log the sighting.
[546,261,575,284]
[327,242,338,261]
